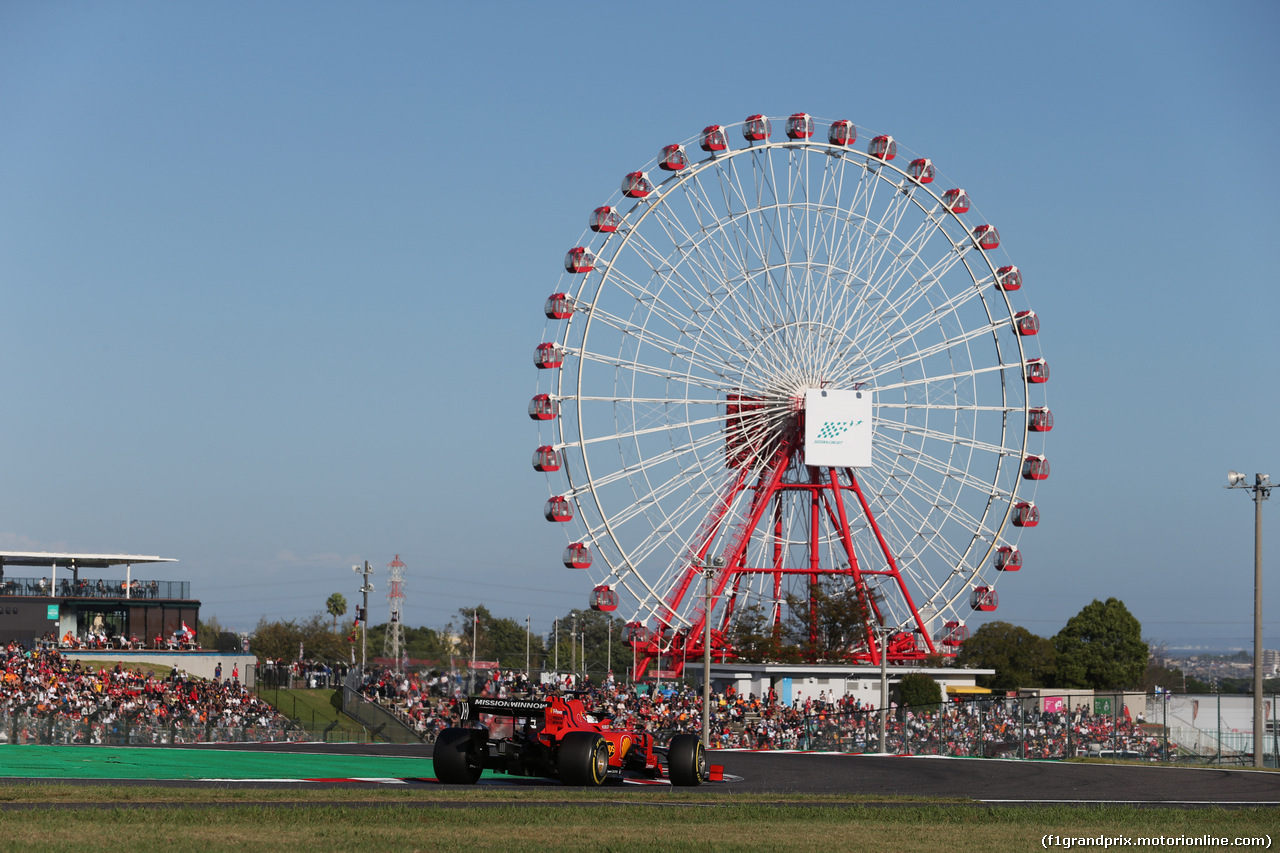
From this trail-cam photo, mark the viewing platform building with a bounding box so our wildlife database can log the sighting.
[0,551,199,650]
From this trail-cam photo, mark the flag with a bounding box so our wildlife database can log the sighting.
[181,622,195,639]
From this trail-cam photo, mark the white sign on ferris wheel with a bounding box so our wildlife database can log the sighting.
[803,389,873,468]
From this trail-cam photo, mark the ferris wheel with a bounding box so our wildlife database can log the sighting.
[531,113,1050,678]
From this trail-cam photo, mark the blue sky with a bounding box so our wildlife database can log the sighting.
[1,1,1276,650]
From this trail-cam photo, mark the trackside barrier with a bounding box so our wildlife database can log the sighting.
[341,667,427,744]
[0,708,354,745]
[698,694,1277,766]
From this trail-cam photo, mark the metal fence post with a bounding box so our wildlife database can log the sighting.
[1161,692,1167,763]
[1272,693,1278,769]
[1019,699,1026,759]
[1216,690,1222,765]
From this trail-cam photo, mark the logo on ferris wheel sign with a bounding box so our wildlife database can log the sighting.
[804,389,873,468]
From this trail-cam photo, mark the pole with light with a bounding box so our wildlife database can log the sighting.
[352,562,374,672]
[876,624,890,754]
[1226,470,1271,769]
[702,555,725,751]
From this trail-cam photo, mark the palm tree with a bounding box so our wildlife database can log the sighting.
[326,592,348,631]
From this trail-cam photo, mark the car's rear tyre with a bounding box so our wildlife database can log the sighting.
[667,734,705,786]
[559,731,609,786]
[433,727,485,784]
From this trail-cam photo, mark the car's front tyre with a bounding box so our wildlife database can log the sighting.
[559,731,609,786]
[667,734,705,786]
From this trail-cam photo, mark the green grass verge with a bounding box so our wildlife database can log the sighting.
[0,787,1272,852]
[261,688,371,741]
[63,658,176,679]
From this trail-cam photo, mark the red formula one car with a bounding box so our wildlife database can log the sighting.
[431,694,707,786]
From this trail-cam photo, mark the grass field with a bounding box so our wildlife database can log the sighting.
[262,688,372,741]
[70,658,176,679]
[0,785,1273,852]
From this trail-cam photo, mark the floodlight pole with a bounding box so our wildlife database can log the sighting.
[877,624,890,754]
[353,561,374,672]
[1226,471,1271,769]
[702,560,711,749]
[701,555,724,751]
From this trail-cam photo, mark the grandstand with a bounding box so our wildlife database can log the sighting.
[0,549,198,652]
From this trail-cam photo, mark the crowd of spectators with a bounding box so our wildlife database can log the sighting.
[356,667,1166,759]
[0,638,299,744]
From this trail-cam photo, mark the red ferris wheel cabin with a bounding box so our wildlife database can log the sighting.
[785,113,814,140]
[827,120,856,147]
[970,586,998,612]
[563,543,592,569]
[1014,311,1040,336]
[942,188,970,213]
[624,622,651,645]
[939,620,970,647]
[908,158,935,184]
[1022,455,1050,481]
[528,394,558,421]
[532,445,561,472]
[869,135,897,161]
[590,585,619,612]
[1012,501,1039,528]
[996,265,1022,291]
[995,546,1022,572]
[1024,358,1049,384]
[544,293,572,320]
[533,343,562,369]
[621,171,653,198]
[972,225,1000,250]
[544,496,573,523]
[659,144,689,171]
[700,125,728,152]
[590,206,622,233]
[564,247,595,273]
[742,114,771,142]
[1028,406,1053,432]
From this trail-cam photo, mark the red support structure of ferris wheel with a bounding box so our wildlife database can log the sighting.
[629,417,938,681]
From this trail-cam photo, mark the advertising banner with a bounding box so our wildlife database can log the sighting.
[803,389,873,467]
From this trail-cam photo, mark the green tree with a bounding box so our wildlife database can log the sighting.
[1052,598,1147,690]
[727,603,798,664]
[298,612,347,662]
[784,584,870,662]
[898,672,943,711]
[196,613,241,652]
[729,582,869,664]
[325,592,347,631]
[547,608,629,677]
[1142,660,1189,693]
[954,620,1057,690]
[250,613,349,664]
[402,625,452,663]
[1186,674,1213,693]
[448,605,547,671]
[251,616,303,663]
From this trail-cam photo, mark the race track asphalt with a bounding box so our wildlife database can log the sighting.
[174,742,1280,805]
[2,741,1276,805]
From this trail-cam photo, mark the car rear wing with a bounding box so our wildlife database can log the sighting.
[458,696,547,723]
